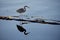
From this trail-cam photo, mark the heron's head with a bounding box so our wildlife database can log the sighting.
[24,6,30,8]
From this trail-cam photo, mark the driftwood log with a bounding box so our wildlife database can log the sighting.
[0,16,60,25]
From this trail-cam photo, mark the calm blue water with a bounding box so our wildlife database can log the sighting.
[0,0,60,40]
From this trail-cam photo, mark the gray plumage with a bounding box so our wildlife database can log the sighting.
[16,6,29,14]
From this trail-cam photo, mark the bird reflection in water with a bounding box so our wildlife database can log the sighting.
[16,25,29,35]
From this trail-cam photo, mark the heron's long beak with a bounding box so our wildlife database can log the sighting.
[27,6,30,8]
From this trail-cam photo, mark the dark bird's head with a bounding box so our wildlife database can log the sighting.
[24,6,30,8]
[24,32,30,35]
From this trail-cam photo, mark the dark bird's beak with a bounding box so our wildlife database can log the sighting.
[27,6,30,8]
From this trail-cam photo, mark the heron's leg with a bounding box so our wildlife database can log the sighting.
[19,21,23,26]
[19,21,29,25]
[19,14,30,25]
[19,14,26,25]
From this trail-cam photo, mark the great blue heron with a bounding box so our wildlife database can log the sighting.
[16,25,29,35]
[16,6,29,14]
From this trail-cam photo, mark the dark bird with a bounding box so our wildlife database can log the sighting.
[16,25,29,35]
[16,6,29,14]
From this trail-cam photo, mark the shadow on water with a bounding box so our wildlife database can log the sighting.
[16,25,30,35]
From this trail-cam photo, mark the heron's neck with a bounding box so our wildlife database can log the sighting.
[24,7,26,11]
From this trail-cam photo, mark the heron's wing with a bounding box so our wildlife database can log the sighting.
[16,8,25,13]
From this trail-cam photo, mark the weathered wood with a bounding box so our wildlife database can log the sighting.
[0,16,60,25]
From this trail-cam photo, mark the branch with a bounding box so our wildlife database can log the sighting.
[0,16,60,25]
